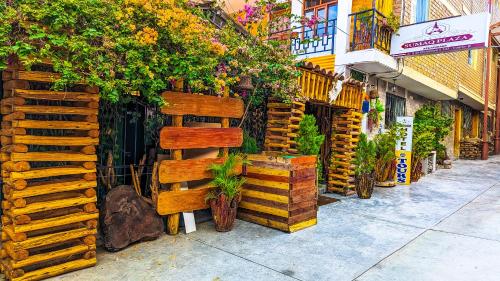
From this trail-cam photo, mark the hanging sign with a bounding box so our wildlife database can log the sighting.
[391,12,490,58]
[395,117,414,185]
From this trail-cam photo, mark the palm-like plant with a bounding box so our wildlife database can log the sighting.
[208,154,247,201]
[206,154,248,232]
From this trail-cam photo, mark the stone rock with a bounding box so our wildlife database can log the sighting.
[101,185,164,251]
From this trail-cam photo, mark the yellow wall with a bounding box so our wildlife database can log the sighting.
[306,55,336,72]
[352,0,393,15]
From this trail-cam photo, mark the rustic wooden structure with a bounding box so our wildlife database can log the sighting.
[156,90,244,235]
[238,154,318,232]
[0,65,98,280]
[328,109,363,195]
[263,62,365,196]
[264,101,305,154]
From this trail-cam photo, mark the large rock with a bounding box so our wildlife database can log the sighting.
[101,185,164,251]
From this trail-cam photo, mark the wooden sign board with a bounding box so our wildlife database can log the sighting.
[161,92,244,118]
[159,127,243,149]
[156,186,211,215]
[159,157,243,184]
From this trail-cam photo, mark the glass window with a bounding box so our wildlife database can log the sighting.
[416,0,429,23]
[385,93,406,127]
[303,1,338,36]
[328,5,338,21]
[317,8,326,36]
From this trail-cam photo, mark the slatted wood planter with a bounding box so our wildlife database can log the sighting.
[156,91,244,235]
[264,101,305,155]
[0,65,98,281]
[328,109,362,195]
[238,154,318,233]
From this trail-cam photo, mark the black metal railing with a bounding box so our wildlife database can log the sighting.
[349,9,392,53]
[269,19,337,56]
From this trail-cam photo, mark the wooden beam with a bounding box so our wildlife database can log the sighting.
[8,180,96,199]
[2,105,97,116]
[10,152,97,162]
[12,135,99,146]
[11,89,99,101]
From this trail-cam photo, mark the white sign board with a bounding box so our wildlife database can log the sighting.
[395,117,414,185]
[391,12,490,58]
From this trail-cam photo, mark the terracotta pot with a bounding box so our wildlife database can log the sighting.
[209,193,241,232]
[355,172,375,199]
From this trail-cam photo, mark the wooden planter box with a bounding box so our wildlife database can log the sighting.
[238,154,318,233]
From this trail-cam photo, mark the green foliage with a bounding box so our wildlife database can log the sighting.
[413,104,453,157]
[354,133,377,176]
[208,154,248,201]
[368,98,384,131]
[242,132,259,154]
[412,131,435,159]
[385,13,400,32]
[297,115,325,155]
[0,0,299,105]
[374,124,404,164]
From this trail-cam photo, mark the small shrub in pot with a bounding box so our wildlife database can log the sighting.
[207,154,247,232]
[353,133,376,199]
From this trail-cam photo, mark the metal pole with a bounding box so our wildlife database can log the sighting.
[482,33,492,160]
[483,0,493,159]
[495,66,500,154]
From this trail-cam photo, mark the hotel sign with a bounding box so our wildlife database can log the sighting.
[395,117,414,185]
[391,12,490,58]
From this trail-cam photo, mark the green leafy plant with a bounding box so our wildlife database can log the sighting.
[383,13,400,32]
[297,114,325,180]
[0,0,300,106]
[207,154,248,201]
[297,114,325,155]
[411,104,453,181]
[373,124,404,182]
[368,98,384,131]
[241,132,259,154]
[354,133,377,176]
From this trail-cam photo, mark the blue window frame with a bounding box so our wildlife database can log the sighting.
[416,0,429,23]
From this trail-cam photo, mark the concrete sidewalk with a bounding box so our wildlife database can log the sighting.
[51,157,500,281]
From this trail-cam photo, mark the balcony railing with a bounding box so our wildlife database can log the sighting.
[349,9,392,53]
[269,19,337,56]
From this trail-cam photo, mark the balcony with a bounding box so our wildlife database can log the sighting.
[350,9,392,53]
[269,19,337,58]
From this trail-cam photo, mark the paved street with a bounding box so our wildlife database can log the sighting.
[52,157,500,281]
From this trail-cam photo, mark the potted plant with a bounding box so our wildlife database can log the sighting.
[411,105,453,181]
[297,114,325,181]
[207,154,247,232]
[353,133,376,199]
[373,125,403,186]
[367,98,384,132]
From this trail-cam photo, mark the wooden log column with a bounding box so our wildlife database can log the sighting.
[0,62,99,280]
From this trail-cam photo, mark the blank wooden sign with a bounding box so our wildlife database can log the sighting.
[161,91,244,118]
[159,127,243,150]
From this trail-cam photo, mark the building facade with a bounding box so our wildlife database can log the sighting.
[279,0,498,160]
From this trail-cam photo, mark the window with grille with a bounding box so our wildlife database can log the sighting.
[303,0,338,37]
[385,93,406,127]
